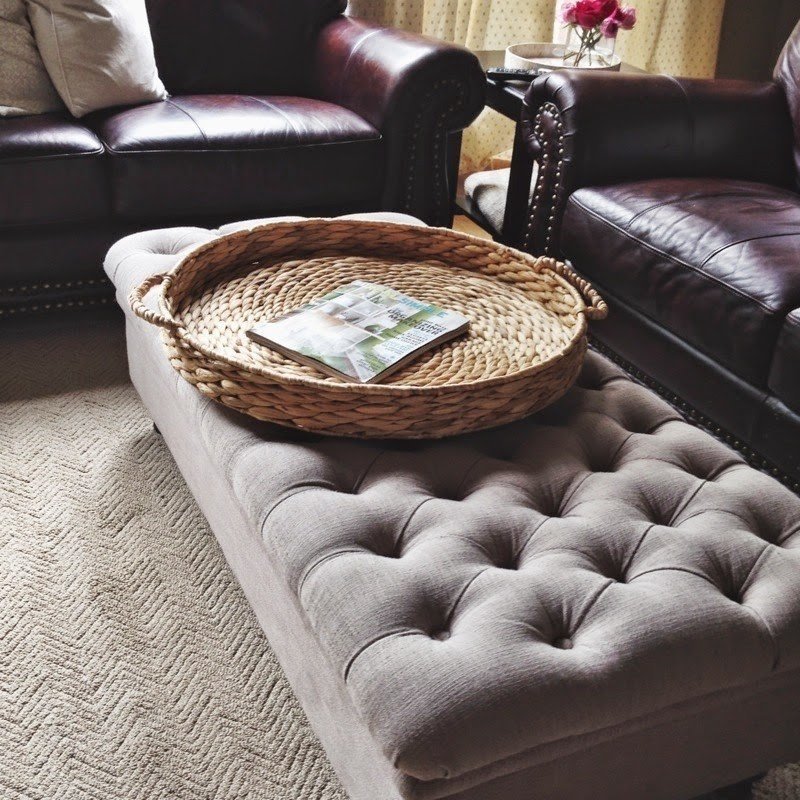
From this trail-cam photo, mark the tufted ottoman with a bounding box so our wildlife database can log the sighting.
[106,214,800,800]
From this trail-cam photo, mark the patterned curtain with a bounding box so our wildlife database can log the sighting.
[347,0,726,172]
[612,0,726,78]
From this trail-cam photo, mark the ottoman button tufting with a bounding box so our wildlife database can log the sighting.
[496,550,520,571]
[380,540,404,559]
[112,213,800,800]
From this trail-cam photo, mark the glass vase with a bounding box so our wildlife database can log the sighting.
[562,26,617,69]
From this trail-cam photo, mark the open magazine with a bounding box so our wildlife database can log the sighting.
[246,280,470,384]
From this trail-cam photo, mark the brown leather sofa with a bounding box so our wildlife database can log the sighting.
[506,20,800,485]
[0,0,484,316]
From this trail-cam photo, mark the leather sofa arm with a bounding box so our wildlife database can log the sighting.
[311,16,485,226]
[508,71,795,256]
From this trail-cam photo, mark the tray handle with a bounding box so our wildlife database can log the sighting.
[129,273,179,330]
[547,260,608,321]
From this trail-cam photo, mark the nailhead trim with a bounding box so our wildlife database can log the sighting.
[523,102,565,256]
[2,276,109,295]
[1,275,113,317]
[591,337,800,496]
[404,79,466,225]
[0,294,112,317]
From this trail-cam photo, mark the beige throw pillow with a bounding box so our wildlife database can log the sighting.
[27,0,167,118]
[0,0,64,117]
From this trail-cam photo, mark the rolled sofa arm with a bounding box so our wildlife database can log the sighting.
[511,70,795,256]
[311,16,485,226]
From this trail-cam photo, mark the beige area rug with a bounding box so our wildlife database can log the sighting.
[1,315,347,800]
[1,313,799,800]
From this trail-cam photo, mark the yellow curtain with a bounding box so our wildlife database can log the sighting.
[347,0,726,171]
[349,0,556,172]
[608,0,726,78]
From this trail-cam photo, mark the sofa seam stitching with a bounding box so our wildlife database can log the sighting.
[699,231,800,269]
[101,137,383,155]
[245,95,302,143]
[0,147,105,165]
[165,98,209,147]
[567,195,777,314]
[623,190,762,229]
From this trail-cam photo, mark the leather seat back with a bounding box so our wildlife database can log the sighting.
[775,19,800,184]
[144,0,346,96]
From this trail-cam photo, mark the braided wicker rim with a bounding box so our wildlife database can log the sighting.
[131,219,607,398]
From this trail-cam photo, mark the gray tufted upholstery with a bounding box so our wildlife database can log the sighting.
[107,214,800,799]
[218,357,800,782]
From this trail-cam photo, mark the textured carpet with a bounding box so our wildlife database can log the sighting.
[1,315,347,800]
[1,314,798,800]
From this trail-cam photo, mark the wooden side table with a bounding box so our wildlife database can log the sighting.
[477,49,646,119]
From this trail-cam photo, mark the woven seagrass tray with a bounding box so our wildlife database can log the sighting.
[130,219,607,438]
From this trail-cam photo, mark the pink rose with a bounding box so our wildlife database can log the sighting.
[611,5,637,30]
[574,0,619,29]
[559,1,578,24]
[600,16,620,37]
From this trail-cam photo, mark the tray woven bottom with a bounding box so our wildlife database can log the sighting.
[177,254,578,388]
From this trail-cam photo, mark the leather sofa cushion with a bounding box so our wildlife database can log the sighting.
[145,0,346,96]
[769,308,800,414]
[562,178,800,387]
[94,95,384,220]
[0,113,108,228]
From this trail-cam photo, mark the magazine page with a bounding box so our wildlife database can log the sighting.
[248,281,469,382]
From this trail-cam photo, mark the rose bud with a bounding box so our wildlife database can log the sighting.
[613,5,637,29]
[600,16,620,37]
[559,1,579,24]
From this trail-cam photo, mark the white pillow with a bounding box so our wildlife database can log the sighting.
[26,0,168,118]
[0,0,64,117]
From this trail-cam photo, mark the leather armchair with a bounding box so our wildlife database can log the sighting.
[505,19,800,484]
[504,73,794,253]
[313,17,484,226]
[0,1,484,317]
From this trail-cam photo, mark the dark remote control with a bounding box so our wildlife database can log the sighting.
[486,66,547,83]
